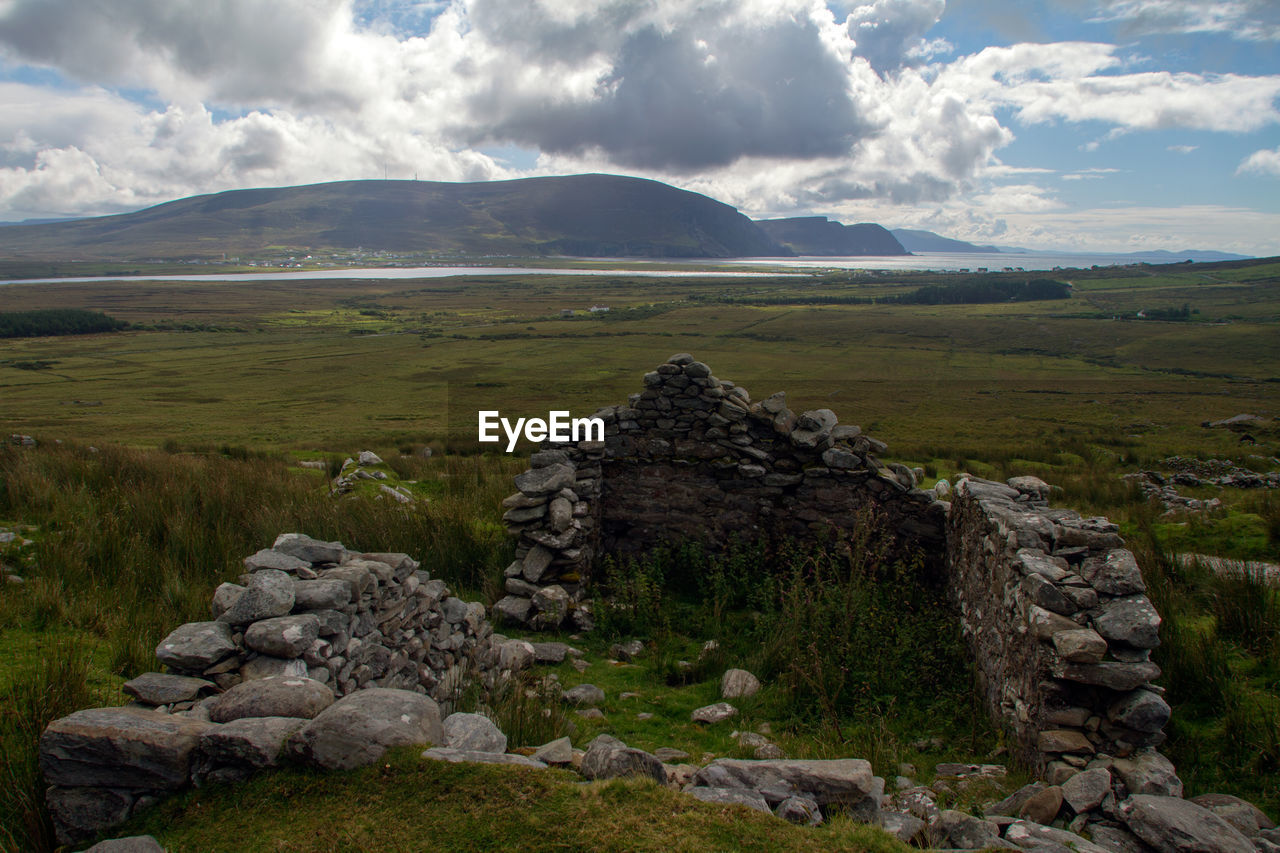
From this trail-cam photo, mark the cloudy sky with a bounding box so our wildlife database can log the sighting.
[1,0,1278,254]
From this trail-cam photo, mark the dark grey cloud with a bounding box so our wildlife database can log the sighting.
[463,3,874,171]
[0,0,369,110]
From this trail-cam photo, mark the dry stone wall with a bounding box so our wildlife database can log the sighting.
[494,354,948,628]
[946,476,1171,779]
[39,533,506,846]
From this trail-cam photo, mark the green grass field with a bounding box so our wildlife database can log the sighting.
[2,258,1279,851]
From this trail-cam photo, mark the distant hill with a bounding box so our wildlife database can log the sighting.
[0,175,790,261]
[890,228,999,253]
[754,217,906,256]
[1124,249,1252,262]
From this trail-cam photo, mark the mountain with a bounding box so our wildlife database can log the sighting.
[0,175,790,261]
[754,217,906,256]
[890,228,999,253]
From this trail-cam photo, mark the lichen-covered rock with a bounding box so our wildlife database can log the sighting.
[218,569,295,626]
[290,688,442,770]
[442,712,507,754]
[155,621,237,672]
[720,668,761,699]
[244,614,320,659]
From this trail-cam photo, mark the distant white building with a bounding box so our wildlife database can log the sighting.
[589,305,611,313]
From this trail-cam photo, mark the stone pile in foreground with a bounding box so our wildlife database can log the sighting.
[39,533,541,846]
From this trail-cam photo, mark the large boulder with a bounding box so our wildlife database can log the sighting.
[290,688,442,770]
[442,713,507,754]
[40,707,213,789]
[1121,794,1255,853]
[155,621,237,672]
[46,786,136,847]
[209,676,334,723]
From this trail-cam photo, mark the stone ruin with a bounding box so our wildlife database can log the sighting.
[490,355,1211,839]
[37,355,1263,851]
[494,352,947,629]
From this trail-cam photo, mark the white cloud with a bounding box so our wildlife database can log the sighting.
[941,43,1280,133]
[1237,147,1280,178]
[1089,0,1280,42]
[1167,144,1198,153]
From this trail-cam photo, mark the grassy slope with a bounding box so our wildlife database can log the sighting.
[127,749,907,853]
[2,257,1280,848]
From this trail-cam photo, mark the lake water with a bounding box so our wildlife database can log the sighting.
[724,250,1215,272]
[0,250,1207,286]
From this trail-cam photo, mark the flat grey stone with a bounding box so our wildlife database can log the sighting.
[81,836,167,853]
[686,787,772,814]
[692,702,738,724]
[240,655,307,681]
[243,549,310,573]
[122,672,217,706]
[421,747,545,768]
[40,706,213,789]
[292,578,352,610]
[272,533,346,564]
[691,757,877,809]
[1093,595,1161,649]
[1121,794,1254,853]
[563,684,605,706]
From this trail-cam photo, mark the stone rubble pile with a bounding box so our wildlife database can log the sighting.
[1123,458,1280,514]
[493,354,947,629]
[947,475,1171,781]
[38,533,529,846]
